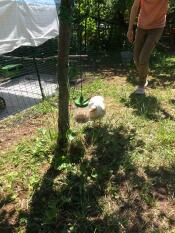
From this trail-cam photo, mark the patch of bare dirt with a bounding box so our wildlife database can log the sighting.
[0,112,57,152]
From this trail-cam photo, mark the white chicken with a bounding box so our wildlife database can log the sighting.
[88,96,106,121]
[74,96,106,123]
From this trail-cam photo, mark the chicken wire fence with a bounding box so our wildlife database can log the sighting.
[0,42,58,120]
[0,41,89,121]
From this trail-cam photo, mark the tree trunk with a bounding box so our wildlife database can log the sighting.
[57,0,72,154]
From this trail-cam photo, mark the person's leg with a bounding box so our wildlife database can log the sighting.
[138,28,164,87]
[133,28,147,72]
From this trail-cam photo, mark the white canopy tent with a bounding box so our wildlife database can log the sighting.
[0,0,60,55]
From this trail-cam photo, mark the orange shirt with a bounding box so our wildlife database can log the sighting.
[138,0,169,29]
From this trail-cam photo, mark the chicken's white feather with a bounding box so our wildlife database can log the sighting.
[88,96,106,121]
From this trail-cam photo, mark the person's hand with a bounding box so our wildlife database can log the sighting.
[127,29,134,43]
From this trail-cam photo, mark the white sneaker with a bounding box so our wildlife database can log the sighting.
[134,87,145,95]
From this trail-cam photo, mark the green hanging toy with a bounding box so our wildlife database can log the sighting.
[74,94,89,108]
[74,61,89,108]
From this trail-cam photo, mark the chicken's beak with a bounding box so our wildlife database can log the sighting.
[89,106,97,112]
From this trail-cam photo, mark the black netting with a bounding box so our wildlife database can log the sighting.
[0,40,58,120]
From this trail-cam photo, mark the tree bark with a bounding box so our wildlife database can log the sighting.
[57,0,72,154]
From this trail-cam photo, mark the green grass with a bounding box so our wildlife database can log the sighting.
[0,52,175,233]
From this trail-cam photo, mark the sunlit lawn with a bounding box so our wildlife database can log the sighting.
[0,52,175,233]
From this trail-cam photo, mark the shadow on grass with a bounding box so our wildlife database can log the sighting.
[149,53,175,88]
[0,195,17,233]
[121,93,175,121]
[26,124,137,233]
[125,53,175,89]
[25,123,175,233]
[126,68,175,89]
[87,54,175,90]
[1,125,175,232]
[100,163,175,232]
[145,165,175,201]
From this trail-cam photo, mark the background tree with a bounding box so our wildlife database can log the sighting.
[71,0,175,53]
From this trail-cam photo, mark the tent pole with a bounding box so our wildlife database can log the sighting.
[33,57,45,100]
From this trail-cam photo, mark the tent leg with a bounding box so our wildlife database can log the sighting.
[33,57,45,100]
